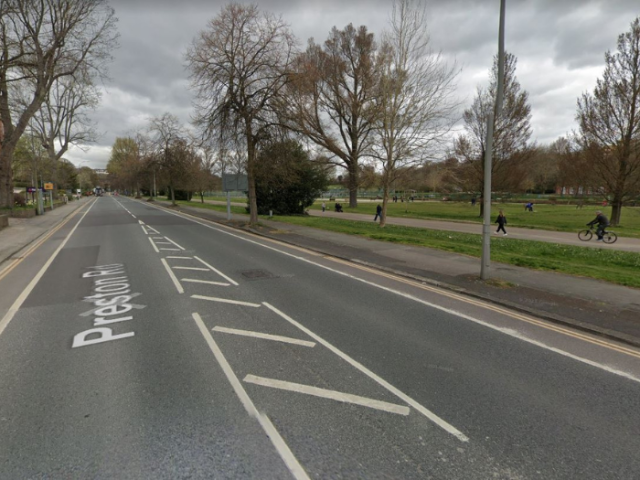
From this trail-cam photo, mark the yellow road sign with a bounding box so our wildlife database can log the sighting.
[44,183,54,190]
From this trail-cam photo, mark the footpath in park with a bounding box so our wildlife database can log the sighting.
[1,196,639,349]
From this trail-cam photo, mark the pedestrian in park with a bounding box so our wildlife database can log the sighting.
[374,204,382,222]
[321,202,326,212]
[495,210,508,236]
[471,197,476,207]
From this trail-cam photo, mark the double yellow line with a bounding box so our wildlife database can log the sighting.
[0,202,91,282]
[328,257,640,360]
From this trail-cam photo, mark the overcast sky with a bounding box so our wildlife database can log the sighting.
[66,0,640,169]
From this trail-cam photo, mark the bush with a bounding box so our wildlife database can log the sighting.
[14,193,26,207]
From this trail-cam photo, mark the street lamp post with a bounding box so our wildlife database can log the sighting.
[481,0,506,281]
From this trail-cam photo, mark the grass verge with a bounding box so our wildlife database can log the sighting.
[273,216,640,289]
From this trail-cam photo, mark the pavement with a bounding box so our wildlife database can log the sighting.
[0,197,91,264]
[2,196,640,349]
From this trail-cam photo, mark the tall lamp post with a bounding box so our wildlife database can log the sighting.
[481,0,506,280]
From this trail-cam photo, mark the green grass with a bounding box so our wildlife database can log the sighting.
[310,201,640,238]
[168,198,640,288]
[270,216,640,289]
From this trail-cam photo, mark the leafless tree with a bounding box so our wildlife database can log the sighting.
[453,52,533,216]
[283,24,380,208]
[576,17,640,225]
[373,0,460,226]
[149,113,187,206]
[186,3,297,225]
[0,0,118,208]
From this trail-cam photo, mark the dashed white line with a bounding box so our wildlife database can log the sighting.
[263,302,469,442]
[191,295,260,308]
[194,256,238,286]
[148,237,160,253]
[164,237,185,250]
[244,374,410,416]
[212,326,316,347]
[167,256,193,260]
[182,279,230,286]
[191,313,310,480]
[160,248,182,252]
[172,266,209,271]
[161,258,184,293]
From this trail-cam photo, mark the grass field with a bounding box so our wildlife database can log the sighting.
[309,201,640,238]
[173,199,640,288]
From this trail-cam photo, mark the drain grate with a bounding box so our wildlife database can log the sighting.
[241,269,275,280]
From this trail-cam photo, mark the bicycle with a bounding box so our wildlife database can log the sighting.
[578,225,617,244]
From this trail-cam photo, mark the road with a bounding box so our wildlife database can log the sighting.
[1,196,639,479]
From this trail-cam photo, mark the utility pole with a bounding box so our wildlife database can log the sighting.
[481,0,506,281]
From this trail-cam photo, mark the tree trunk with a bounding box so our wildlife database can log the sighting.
[610,197,623,226]
[0,148,12,210]
[380,177,389,228]
[200,192,204,203]
[347,161,358,208]
[170,182,176,206]
[246,126,258,226]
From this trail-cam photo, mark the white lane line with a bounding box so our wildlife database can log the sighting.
[263,302,469,442]
[161,258,184,294]
[173,266,209,271]
[145,203,640,383]
[131,214,137,219]
[160,248,182,252]
[192,313,310,480]
[191,295,260,308]
[193,256,238,286]
[148,237,160,253]
[138,220,145,225]
[0,200,97,338]
[182,279,230,286]
[152,236,164,240]
[141,225,150,235]
[244,374,409,416]
[155,242,173,245]
[213,326,316,348]
[164,236,185,250]
[167,256,193,260]
[148,227,160,234]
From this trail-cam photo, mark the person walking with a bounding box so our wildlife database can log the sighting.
[374,204,382,222]
[495,210,508,235]
[321,202,326,212]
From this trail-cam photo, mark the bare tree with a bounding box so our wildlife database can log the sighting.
[107,137,141,195]
[373,0,460,226]
[283,24,380,208]
[149,113,187,206]
[186,3,296,225]
[32,73,100,162]
[577,17,640,225]
[454,52,533,216]
[0,0,118,208]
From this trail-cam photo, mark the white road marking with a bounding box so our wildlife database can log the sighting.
[164,237,185,250]
[141,225,150,235]
[191,295,260,308]
[160,248,182,252]
[213,326,316,347]
[172,266,209,271]
[131,215,136,219]
[194,256,238,286]
[0,200,97,338]
[147,227,160,234]
[161,258,184,294]
[192,313,310,480]
[148,237,160,253]
[145,202,640,383]
[138,220,145,225]
[244,374,410,415]
[263,302,469,442]
[155,241,173,244]
[152,236,164,239]
[167,256,193,260]
[182,279,230,286]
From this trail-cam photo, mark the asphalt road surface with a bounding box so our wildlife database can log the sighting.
[1,196,639,479]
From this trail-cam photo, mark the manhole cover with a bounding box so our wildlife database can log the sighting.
[241,270,275,280]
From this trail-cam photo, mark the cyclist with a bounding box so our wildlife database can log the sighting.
[587,210,609,241]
